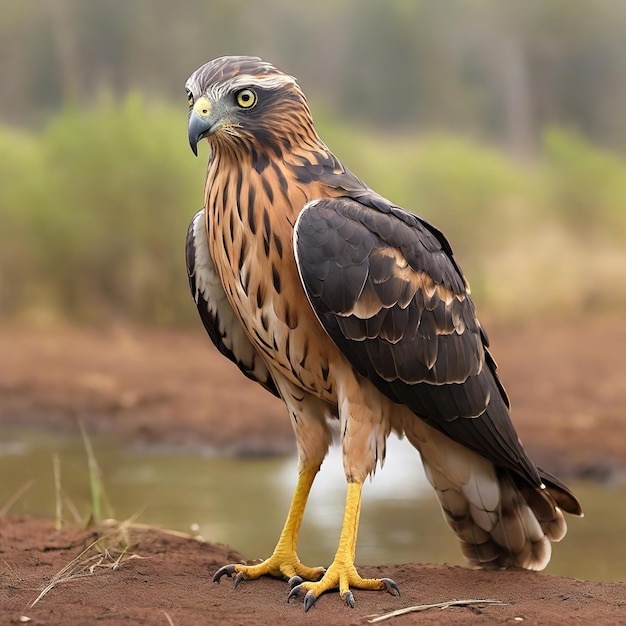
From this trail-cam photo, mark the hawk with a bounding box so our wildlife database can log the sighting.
[184,56,581,611]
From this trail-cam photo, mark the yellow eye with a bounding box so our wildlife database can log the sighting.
[236,88,257,109]
[186,88,194,107]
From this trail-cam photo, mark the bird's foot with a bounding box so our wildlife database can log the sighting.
[213,553,325,588]
[287,559,399,611]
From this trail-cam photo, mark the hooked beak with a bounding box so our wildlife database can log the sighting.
[188,96,214,156]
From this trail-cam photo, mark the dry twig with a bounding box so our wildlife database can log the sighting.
[367,598,506,622]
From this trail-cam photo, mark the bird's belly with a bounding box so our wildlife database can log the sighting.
[235,276,337,401]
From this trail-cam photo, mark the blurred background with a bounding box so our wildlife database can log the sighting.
[1,0,626,584]
[1,0,626,323]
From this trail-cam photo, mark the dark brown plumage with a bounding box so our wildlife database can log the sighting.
[184,55,581,611]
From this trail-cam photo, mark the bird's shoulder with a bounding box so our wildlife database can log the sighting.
[293,194,480,385]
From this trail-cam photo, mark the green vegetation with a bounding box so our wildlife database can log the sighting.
[0,93,206,324]
[543,128,626,239]
[1,95,625,325]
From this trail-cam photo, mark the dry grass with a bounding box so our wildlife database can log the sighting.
[28,524,145,609]
[0,480,35,517]
[26,516,205,611]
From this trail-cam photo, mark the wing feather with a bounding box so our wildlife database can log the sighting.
[294,197,539,483]
[186,210,279,397]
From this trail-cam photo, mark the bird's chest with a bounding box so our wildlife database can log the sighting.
[205,170,336,399]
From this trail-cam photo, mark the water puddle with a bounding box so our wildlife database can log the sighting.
[1,426,624,582]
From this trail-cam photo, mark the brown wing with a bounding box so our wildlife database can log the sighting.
[294,197,540,485]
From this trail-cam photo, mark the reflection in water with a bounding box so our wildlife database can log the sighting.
[0,426,624,582]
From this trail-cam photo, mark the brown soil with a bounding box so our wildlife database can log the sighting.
[1,316,626,624]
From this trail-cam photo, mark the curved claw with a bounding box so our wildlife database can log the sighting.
[343,591,355,609]
[303,590,317,612]
[212,564,239,583]
[287,584,303,603]
[288,575,304,589]
[380,577,401,597]
[233,572,245,589]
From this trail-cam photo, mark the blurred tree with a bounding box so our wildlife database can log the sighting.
[45,0,81,103]
[2,0,626,152]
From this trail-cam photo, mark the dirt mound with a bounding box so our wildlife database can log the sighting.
[1,517,625,625]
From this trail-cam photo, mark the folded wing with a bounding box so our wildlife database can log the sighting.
[186,209,279,397]
[294,197,539,484]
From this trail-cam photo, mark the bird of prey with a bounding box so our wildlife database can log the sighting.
[184,55,582,611]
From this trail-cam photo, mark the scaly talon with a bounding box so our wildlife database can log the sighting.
[343,590,355,609]
[288,561,399,610]
[304,590,317,612]
[212,563,238,583]
[213,558,324,589]
[288,575,304,589]
[287,584,303,603]
[380,577,401,597]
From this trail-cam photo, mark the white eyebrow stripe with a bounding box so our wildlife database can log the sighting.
[185,71,298,101]
[226,73,297,92]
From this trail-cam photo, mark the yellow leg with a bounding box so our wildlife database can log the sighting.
[213,466,325,585]
[288,480,400,611]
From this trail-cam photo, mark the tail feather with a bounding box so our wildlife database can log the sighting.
[406,424,579,571]
[536,466,583,516]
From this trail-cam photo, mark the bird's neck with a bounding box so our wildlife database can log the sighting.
[204,134,376,238]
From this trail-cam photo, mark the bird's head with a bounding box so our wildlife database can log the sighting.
[186,56,318,158]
